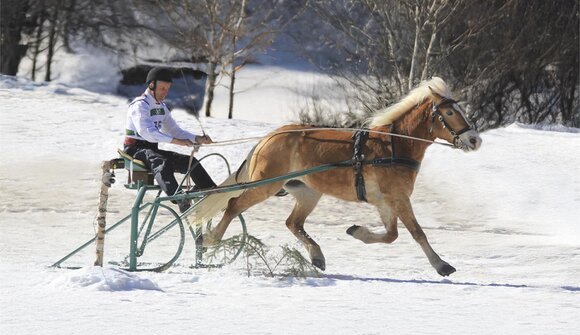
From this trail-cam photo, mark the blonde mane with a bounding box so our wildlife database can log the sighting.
[369,77,453,127]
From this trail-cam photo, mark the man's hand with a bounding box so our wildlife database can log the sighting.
[195,135,213,145]
[171,138,194,147]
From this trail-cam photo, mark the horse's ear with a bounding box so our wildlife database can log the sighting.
[428,86,443,103]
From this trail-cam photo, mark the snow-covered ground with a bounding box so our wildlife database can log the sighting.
[1,62,579,335]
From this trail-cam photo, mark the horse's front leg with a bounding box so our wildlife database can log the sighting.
[396,199,456,276]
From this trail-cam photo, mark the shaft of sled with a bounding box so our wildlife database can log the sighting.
[156,161,349,203]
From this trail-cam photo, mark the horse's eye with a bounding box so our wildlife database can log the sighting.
[446,110,454,116]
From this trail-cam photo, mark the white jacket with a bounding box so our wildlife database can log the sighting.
[125,89,197,143]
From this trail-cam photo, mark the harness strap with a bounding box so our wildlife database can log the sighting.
[352,130,369,202]
[349,128,421,202]
[372,157,421,171]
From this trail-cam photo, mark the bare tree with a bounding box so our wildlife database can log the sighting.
[227,0,247,119]
[138,0,245,117]
[44,1,62,81]
[447,0,579,128]
[29,3,48,81]
[0,0,31,75]
[2,0,144,80]
[295,0,579,129]
[224,1,293,119]
[1,0,63,81]
[139,0,286,117]
[3,0,577,127]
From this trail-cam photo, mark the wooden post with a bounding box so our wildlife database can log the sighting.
[94,160,113,266]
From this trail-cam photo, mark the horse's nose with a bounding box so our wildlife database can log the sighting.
[469,136,482,150]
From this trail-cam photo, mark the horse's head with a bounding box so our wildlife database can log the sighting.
[428,88,482,152]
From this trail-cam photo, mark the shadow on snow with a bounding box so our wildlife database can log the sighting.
[322,274,579,292]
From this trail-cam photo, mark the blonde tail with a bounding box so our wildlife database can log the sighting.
[183,150,253,227]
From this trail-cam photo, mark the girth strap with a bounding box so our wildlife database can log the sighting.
[352,130,369,202]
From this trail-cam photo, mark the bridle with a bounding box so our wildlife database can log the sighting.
[430,97,475,148]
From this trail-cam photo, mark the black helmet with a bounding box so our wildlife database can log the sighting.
[146,67,174,84]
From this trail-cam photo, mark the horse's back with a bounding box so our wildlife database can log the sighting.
[259,124,354,164]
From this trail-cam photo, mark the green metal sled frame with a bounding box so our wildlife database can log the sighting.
[51,153,248,272]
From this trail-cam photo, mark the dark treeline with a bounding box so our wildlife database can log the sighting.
[291,0,579,129]
[1,0,578,128]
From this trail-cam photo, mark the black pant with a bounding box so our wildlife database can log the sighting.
[124,143,216,196]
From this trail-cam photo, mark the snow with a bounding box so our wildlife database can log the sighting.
[49,267,162,292]
[1,54,579,335]
[210,64,343,123]
[17,45,123,93]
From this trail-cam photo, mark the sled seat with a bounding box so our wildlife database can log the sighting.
[117,149,154,186]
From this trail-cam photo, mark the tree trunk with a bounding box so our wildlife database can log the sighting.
[386,29,405,96]
[31,8,47,81]
[228,35,236,119]
[45,4,60,82]
[94,160,113,267]
[420,30,437,82]
[204,61,217,117]
[408,6,421,91]
[0,0,30,75]
[227,0,245,119]
[62,0,76,53]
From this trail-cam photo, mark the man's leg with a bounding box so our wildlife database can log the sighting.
[159,150,217,189]
[132,148,180,196]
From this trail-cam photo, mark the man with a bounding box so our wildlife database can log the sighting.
[124,66,216,212]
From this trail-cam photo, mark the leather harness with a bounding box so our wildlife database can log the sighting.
[346,96,476,202]
[352,130,369,201]
[348,129,421,202]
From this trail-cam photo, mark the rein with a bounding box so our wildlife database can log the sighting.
[185,102,470,201]
[193,127,456,149]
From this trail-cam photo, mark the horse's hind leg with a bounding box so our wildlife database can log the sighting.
[284,181,325,270]
[396,198,456,276]
[347,204,399,244]
[203,181,285,245]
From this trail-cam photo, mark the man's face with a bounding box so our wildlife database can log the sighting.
[151,81,172,101]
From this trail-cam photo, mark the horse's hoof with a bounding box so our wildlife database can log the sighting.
[437,263,456,277]
[346,225,360,236]
[312,258,326,271]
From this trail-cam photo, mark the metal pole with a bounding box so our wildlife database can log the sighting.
[51,212,134,268]
[130,181,147,270]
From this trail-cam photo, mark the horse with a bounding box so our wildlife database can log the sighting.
[196,77,482,276]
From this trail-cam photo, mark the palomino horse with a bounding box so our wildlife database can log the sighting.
[201,77,482,276]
